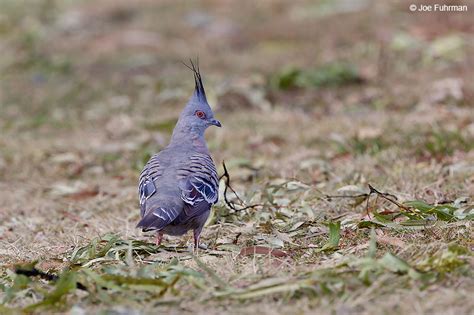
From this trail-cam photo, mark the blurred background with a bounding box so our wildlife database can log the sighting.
[0,0,473,311]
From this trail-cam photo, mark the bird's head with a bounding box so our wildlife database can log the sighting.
[175,60,221,138]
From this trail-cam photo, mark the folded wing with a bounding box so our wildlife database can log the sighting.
[137,154,182,231]
[138,153,163,217]
[177,153,219,217]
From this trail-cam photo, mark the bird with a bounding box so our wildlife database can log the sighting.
[137,60,221,250]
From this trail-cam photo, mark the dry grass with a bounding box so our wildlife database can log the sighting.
[0,0,473,314]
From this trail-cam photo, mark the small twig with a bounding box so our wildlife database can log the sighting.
[233,232,242,245]
[324,193,369,201]
[325,184,414,216]
[324,190,372,215]
[219,161,262,212]
[15,267,59,281]
[15,266,88,291]
[367,184,411,211]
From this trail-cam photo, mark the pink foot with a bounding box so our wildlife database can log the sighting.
[155,232,163,246]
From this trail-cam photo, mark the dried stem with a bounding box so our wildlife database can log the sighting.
[219,161,262,212]
[325,183,413,215]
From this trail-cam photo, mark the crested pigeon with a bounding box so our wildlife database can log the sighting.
[137,61,221,249]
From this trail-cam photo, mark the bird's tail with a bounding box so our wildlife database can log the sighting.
[137,198,182,232]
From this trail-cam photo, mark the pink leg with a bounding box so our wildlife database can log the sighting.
[155,232,163,246]
[193,229,201,251]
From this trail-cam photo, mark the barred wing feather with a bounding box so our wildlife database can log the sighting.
[178,153,219,211]
[138,154,163,217]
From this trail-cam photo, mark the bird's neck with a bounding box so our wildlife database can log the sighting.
[170,122,208,151]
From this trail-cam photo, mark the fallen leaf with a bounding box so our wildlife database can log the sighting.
[376,235,406,248]
[67,187,99,200]
[238,246,288,258]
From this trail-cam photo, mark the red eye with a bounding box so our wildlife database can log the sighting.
[195,110,206,119]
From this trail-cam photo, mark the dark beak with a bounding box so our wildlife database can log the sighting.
[210,119,222,127]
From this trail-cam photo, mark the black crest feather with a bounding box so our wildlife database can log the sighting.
[182,58,207,102]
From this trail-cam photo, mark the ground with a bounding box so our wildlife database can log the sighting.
[0,0,473,314]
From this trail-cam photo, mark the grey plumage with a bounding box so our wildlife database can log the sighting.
[137,61,221,249]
